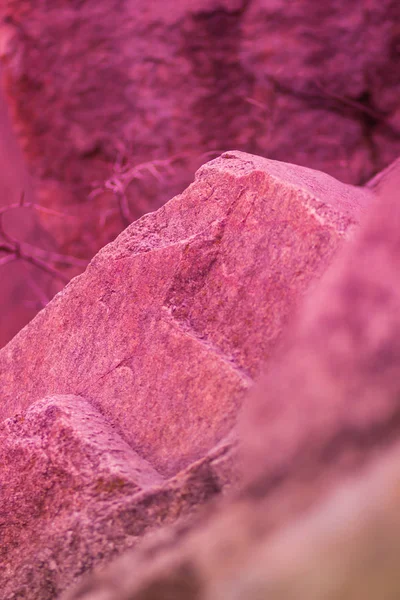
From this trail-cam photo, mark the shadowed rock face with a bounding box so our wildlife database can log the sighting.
[64,444,400,600]
[0,151,374,599]
[0,83,33,207]
[61,166,400,600]
[2,0,400,192]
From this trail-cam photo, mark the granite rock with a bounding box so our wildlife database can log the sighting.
[63,442,400,600]
[242,160,400,494]
[0,152,371,477]
[0,151,373,598]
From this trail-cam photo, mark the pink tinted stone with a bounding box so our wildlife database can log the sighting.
[0,394,229,599]
[0,152,372,478]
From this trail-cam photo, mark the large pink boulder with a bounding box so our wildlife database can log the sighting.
[0,152,371,477]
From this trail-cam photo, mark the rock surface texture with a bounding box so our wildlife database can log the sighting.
[0,0,399,261]
[0,151,374,599]
[61,164,400,600]
[0,0,398,349]
[0,394,231,600]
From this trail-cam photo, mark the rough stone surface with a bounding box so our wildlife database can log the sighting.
[0,0,398,350]
[0,152,371,479]
[0,394,232,600]
[62,162,400,600]
[0,0,398,263]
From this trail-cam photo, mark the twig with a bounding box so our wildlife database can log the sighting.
[0,192,88,285]
[314,81,385,122]
[22,261,51,308]
[0,253,18,267]
[90,154,186,225]
[0,198,78,221]
[17,248,71,284]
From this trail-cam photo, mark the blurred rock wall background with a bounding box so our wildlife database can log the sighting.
[0,0,399,346]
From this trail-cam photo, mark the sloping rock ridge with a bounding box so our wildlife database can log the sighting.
[0,152,371,474]
[0,151,376,599]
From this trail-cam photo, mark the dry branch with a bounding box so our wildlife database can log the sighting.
[90,154,187,226]
[0,193,88,285]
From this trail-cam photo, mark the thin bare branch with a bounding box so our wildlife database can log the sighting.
[0,254,18,267]
[90,153,187,227]
[18,250,71,284]
[314,81,385,121]
[22,261,51,308]
[15,241,88,268]
[0,191,87,287]
[0,199,77,221]
[31,204,80,220]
